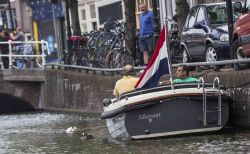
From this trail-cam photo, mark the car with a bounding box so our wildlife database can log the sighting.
[180,2,239,63]
[231,0,250,67]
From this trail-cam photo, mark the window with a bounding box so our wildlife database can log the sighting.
[188,7,198,28]
[98,1,123,25]
[196,7,205,23]
[207,5,227,25]
[81,9,86,20]
[82,23,87,32]
[247,0,250,11]
[92,22,97,30]
[90,4,96,19]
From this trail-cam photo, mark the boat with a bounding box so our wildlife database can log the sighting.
[101,25,231,140]
[100,77,231,139]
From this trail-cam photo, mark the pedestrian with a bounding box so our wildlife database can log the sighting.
[10,27,25,42]
[0,30,11,68]
[139,2,154,65]
[10,27,25,53]
[113,64,139,99]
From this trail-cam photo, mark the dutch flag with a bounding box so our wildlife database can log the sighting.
[134,26,169,89]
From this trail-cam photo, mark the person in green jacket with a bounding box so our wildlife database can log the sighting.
[173,65,198,83]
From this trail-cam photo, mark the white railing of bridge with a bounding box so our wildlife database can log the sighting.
[0,40,49,69]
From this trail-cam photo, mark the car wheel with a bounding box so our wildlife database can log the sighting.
[182,48,190,63]
[231,39,248,69]
[205,45,217,62]
[205,44,221,69]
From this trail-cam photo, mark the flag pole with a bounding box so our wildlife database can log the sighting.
[165,18,174,90]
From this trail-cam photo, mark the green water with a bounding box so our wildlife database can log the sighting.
[0,112,249,154]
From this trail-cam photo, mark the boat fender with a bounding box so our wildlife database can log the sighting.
[103,99,112,106]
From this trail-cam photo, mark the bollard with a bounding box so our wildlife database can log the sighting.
[8,40,13,69]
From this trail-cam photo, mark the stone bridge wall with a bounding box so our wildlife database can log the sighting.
[0,70,43,111]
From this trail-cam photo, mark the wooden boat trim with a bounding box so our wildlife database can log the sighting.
[124,92,203,109]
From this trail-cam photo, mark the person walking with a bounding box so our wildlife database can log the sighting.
[113,64,139,99]
[139,2,154,65]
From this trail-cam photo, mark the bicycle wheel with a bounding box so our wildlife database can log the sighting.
[78,48,94,67]
[122,49,134,66]
[97,46,111,68]
[106,48,133,68]
[67,49,78,65]
[105,49,117,68]
[12,59,26,69]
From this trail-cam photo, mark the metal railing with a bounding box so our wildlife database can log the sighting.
[46,57,250,74]
[172,58,250,68]
[0,40,49,69]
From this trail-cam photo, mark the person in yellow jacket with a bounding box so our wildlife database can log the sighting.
[113,64,139,98]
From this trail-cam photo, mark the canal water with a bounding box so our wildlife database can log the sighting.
[0,112,250,154]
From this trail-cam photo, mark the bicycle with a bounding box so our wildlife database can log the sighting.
[104,27,134,68]
[12,42,43,69]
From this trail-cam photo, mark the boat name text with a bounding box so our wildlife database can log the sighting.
[138,113,161,120]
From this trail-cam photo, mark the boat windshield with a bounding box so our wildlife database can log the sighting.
[207,4,240,25]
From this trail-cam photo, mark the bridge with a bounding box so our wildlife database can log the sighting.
[0,65,250,128]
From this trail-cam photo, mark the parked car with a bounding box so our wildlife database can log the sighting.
[181,2,239,63]
[231,0,250,66]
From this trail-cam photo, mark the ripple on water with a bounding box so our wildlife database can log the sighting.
[1,112,250,153]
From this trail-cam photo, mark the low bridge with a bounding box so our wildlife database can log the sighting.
[0,66,250,128]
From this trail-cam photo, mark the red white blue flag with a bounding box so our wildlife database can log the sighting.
[134,26,169,89]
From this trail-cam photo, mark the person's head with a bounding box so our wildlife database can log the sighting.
[2,30,9,37]
[139,3,148,13]
[123,64,135,76]
[16,27,22,33]
[176,65,189,79]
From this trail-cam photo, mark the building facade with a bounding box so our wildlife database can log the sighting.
[0,0,33,36]
[78,0,97,32]
[30,0,65,60]
[78,0,124,32]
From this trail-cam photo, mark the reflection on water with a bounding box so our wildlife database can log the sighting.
[0,112,250,153]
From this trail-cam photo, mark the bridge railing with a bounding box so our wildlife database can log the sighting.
[0,40,49,69]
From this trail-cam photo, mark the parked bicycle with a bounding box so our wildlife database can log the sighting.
[65,18,135,68]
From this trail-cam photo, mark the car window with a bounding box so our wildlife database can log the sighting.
[184,13,190,29]
[187,7,199,28]
[207,5,227,24]
[207,4,240,25]
[196,7,205,23]
[246,0,250,11]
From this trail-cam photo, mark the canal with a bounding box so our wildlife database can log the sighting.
[0,112,250,153]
